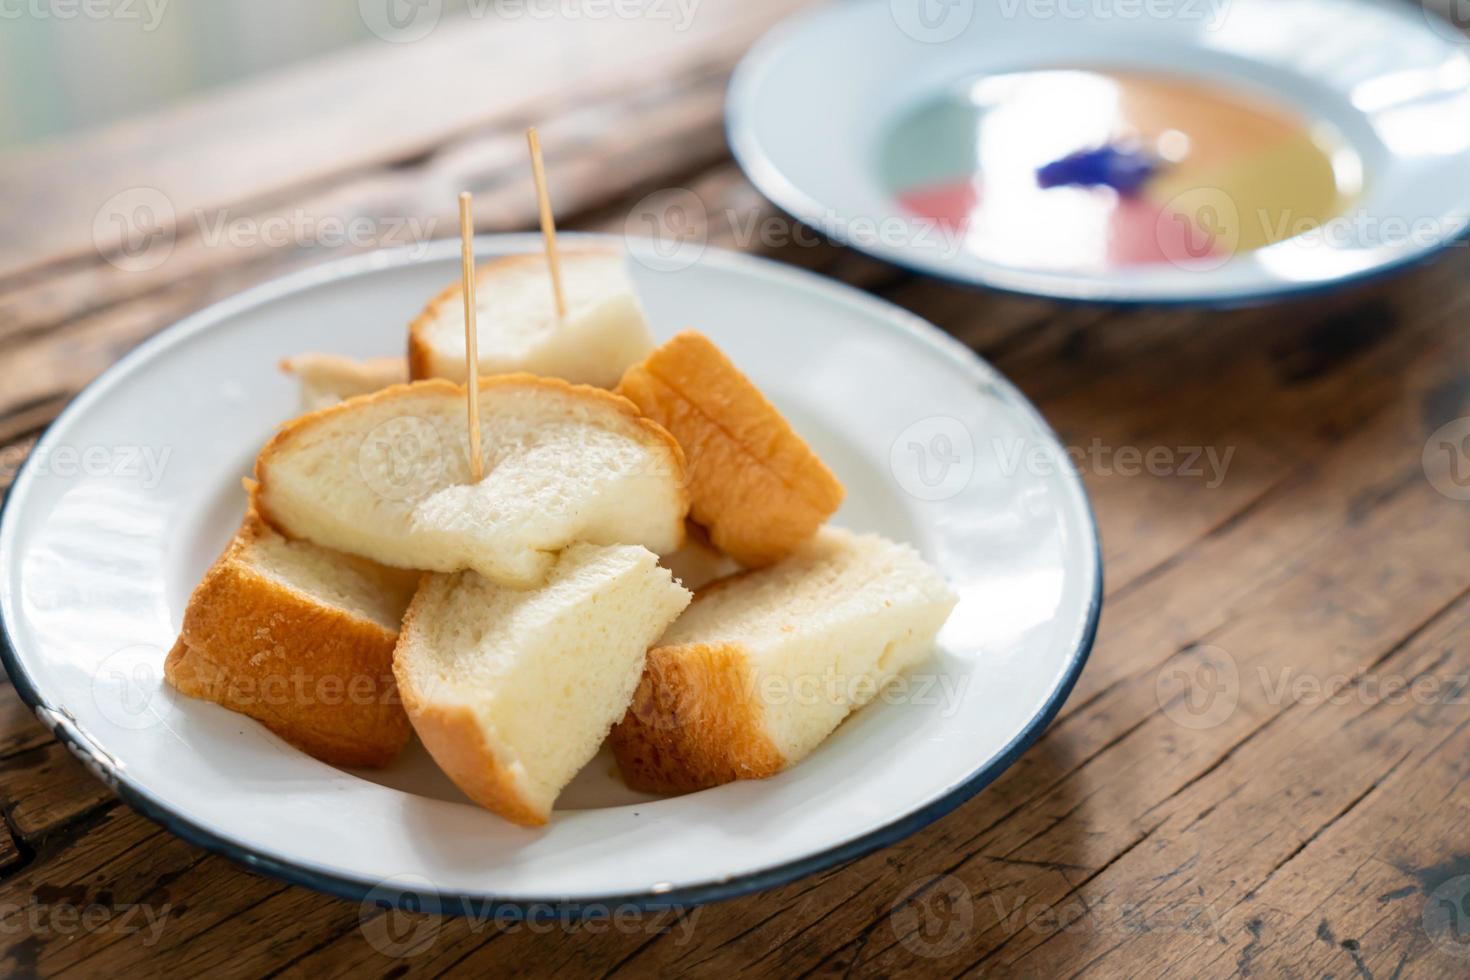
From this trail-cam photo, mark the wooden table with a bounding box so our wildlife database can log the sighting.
[2,3,1468,976]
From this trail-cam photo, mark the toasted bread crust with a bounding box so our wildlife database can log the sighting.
[407,280,463,380]
[616,331,843,567]
[392,580,548,826]
[279,353,407,386]
[251,374,689,548]
[608,641,784,794]
[166,641,403,768]
[407,250,620,382]
[166,515,412,768]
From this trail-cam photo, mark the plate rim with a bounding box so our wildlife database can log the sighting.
[0,235,1103,915]
[724,0,1470,308]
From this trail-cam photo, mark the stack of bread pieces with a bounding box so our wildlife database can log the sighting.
[169,249,958,826]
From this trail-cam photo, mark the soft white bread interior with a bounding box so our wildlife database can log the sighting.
[409,251,653,388]
[253,376,688,588]
[281,353,407,411]
[617,330,844,567]
[611,527,957,793]
[165,510,420,768]
[394,544,692,825]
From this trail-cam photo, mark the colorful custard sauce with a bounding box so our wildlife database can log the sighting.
[880,69,1363,271]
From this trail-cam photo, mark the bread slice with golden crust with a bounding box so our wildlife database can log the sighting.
[165,511,419,768]
[616,330,844,567]
[394,544,691,826]
[253,375,688,588]
[610,527,957,793]
[281,353,407,411]
[408,251,653,388]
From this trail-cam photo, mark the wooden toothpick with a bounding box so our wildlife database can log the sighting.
[526,126,567,318]
[458,192,484,483]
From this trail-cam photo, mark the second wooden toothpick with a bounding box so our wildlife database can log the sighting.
[526,127,567,318]
[458,191,484,483]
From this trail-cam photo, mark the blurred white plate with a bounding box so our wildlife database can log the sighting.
[0,235,1099,913]
[728,0,1470,304]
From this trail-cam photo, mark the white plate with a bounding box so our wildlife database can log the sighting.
[728,0,1470,305]
[0,235,1100,912]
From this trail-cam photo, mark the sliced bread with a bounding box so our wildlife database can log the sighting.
[610,527,957,793]
[408,251,653,388]
[281,353,407,411]
[394,544,692,825]
[166,511,420,768]
[616,330,844,567]
[252,375,688,588]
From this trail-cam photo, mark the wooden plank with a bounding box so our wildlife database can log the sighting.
[0,817,17,877]
[985,592,1470,978]
[0,676,54,761]
[0,70,731,353]
[0,742,117,841]
[0,809,239,977]
[0,0,813,281]
[0,76,731,429]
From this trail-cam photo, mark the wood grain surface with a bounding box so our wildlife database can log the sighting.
[2,3,1469,977]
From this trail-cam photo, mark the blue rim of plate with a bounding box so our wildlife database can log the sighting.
[0,238,1103,918]
[724,1,1470,309]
